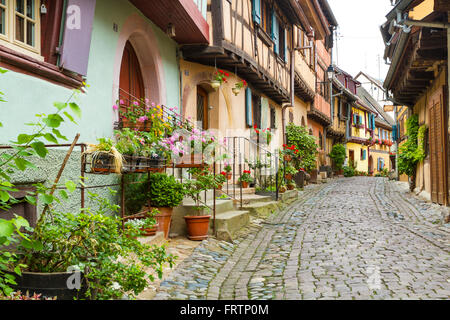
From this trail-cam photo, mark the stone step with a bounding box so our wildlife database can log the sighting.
[212,210,250,241]
[138,231,166,246]
[278,190,299,202]
[181,199,234,215]
[241,201,280,219]
[234,194,273,206]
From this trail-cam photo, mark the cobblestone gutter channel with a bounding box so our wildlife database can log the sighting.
[152,177,450,300]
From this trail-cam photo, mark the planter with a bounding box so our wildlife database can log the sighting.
[232,87,241,96]
[91,152,116,173]
[279,187,287,193]
[287,184,295,190]
[120,118,151,132]
[184,215,211,241]
[241,181,249,188]
[10,271,88,300]
[217,184,223,190]
[226,172,232,180]
[210,80,221,90]
[140,223,159,237]
[284,155,292,162]
[176,153,204,168]
[153,207,173,239]
[285,174,293,180]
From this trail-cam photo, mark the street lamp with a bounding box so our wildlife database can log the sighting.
[327,64,335,80]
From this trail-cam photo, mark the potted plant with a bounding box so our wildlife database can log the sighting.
[232,79,247,95]
[284,165,298,181]
[215,171,228,190]
[143,173,185,239]
[86,138,123,174]
[279,184,287,193]
[182,168,216,240]
[287,181,296,190]
[282,144,298,162]
[223,162,233,180]
[5,190,175,300]
[211,69,228,90]
[238,170,252,188]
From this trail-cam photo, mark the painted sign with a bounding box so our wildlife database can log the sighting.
[60,0,96,76]
[383,105,394,112]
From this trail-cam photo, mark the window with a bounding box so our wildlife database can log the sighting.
[260,0,270,34]
[270,107,276,129]
[0,0,41,57]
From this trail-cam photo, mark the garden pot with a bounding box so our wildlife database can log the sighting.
[226,172,232,180]
[287,184,295,190]
[10,271,88,300]
[120,118,151,132]
[211,80,221,90]
[91,152,115,173]
[153,207,173,239]
[217,184,223,190]
[241,181,249,188]
[284,155,292,162]
[176,153,204,168]
[285,174,293,180]
[184,215,211,241]
[140,223,159,237]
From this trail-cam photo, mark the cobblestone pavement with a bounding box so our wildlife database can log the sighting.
[153,177,450,300]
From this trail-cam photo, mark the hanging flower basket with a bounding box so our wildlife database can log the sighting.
[211,80,221,90]
[232,87,241,96]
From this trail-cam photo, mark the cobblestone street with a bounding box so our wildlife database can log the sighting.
[153,177,450,300]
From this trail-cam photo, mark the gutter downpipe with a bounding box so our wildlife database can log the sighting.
[282,26,297,146]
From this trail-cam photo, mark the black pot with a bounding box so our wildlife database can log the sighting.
[11,271,88,300]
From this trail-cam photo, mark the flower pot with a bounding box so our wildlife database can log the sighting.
[241,181,249,188]
[226,172,232,180]
[285,174,293,180]
[120,118,151,132]
[140,223,159,237]
[184,215,211,241]
[91,152,116,173]
[153,207,173,239]
[287,184,295,190]
[279,187,287,193]
[10,271,88,300]
[176,153,203,168]
[211,80,221,90]
[284,155,292,162]
[217,184,223,190]
[232,87,241,96]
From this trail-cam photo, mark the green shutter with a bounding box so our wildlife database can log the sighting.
[252,0,261,25]
[245,87,253,127]
[271,11,279,54]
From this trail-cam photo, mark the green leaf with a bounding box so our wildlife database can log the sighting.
[12,216,29,229]
[43,114,64,128]
[0,220,14,238]
[25,195,37,206]
[59,189,68,200]
[16,134,33,145]
[39,194,54,205]
[0,190,10,202]
[52,128,68,141]
[53,102,67,111]
[63,111,77,124]
[43,133,58,144]
[65,180,77,193]
[14,157,30,171]
[69,102,82,118]
[31,141,48,158]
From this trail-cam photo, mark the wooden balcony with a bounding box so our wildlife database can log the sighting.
[181,0,295,104]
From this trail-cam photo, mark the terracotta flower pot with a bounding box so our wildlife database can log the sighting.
[184,215,211,241]
[226,172,232,180]
[285,174,293,180]
[241,181,249,188]
[217,184,223,190]
[284,155,292,162]
[140,223,159,237]
[153,207,173,239]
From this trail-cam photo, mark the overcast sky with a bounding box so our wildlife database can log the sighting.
[328,0,394,81]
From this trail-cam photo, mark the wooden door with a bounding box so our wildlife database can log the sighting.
[197,87,208,130]
[349,150,355,168]
[119,41,145,107]
[429,86,447,205]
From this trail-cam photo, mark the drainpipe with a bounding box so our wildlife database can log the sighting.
[394,105,399,181]
[282,26,297,146]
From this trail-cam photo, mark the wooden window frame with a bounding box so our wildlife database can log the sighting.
[0,0,41,60]
[0,0,82,89]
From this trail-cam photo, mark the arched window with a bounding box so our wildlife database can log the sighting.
[197,86,208,130]
[119,41,145,107]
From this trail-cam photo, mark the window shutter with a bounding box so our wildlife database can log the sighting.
[284,28,288,62]
[252,0,261,25]
[60,0,97,76]
[392,125,397,141]
[245,87,253,127]
[271,11,279,54]
[363,150,366,160]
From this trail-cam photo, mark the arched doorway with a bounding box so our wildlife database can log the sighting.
[369,155,373,175]
[119,41,145,106]
[196,86,209,130]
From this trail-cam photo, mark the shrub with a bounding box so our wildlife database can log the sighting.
[144,173,185,208]
[329,144,346,171]
[285,123,318,172]
[343,166,355,177]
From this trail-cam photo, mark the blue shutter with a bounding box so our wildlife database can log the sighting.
[363,150,366,160]
[392,125,398,141]
[372,115,376,131]
[245,87,253,127]
[271,11,279,54]
[284,29,288,62]
[252,0,261,25]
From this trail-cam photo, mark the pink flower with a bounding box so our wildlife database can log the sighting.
[119,99,124,105]
[113,105,118,110]
[133,101,139,106]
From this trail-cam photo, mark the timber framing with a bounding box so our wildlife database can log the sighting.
[307,106,331,126]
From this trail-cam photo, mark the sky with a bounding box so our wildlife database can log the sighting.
[327,0,394,82]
